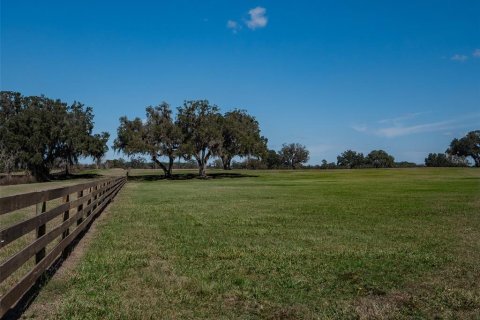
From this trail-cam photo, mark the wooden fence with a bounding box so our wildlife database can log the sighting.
[0,176,127,317]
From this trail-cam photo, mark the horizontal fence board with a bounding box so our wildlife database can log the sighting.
[0,177,126,318]
[0,181,116,248]
[0,177,124,215]
[0,180,123,282]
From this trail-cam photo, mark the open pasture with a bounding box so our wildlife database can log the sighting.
[17,168,480,319]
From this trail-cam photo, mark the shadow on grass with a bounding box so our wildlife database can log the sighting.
[49,172,102,181]
[127,172,258,181]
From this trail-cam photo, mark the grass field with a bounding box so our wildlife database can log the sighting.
[14,168,480,319]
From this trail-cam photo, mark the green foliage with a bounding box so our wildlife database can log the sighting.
[337,150,365,168]
[176,100,223,177]
[447,130,480,167]
[366,149,395,168]
[264,149,283,169]
[114,102,181,176]
[0,91,108,180]
[220,109,267,170]
[425,153,468,167]
[279,143,310,169]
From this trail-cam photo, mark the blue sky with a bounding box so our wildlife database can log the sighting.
[1,1,479,164]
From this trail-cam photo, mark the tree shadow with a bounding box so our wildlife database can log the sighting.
[49,173,102,181]
[127,172,258,181]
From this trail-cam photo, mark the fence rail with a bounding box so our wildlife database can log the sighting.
[0,176,126,317]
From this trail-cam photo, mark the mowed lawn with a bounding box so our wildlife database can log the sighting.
[23,168,480,319]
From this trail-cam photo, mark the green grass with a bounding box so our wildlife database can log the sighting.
[20,168,480,319]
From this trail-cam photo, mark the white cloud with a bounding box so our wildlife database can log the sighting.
[473,49,480,58]
[375,120,454,138]
[377,112,425,124]
[352,124,368,132]
[226,20,241,33]
[246,7,268,30]
[351,113,480,138]
[451,54,468,62]
[227,20,237,29]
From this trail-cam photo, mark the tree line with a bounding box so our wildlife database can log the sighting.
[2,91,479,181]
[425,130,480,167]
[0,91,110,181]
[113,100,268,177]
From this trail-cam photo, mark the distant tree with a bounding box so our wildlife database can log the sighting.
[210,159,224,169]
[145,103,182,175]
[1,91,107,180]
[395,161,418,168]
[219,109,267,170]
[0,91,23,175]
[88,132,110,168]
[114,103,181,177]
[279,143,310,169]
[425,153,468,167]
[366,150,395,168]
[176,100,223,177]
[337,150,365,169]
[264,149,283,169]
[320,159,337,169]
[447,130,480,167]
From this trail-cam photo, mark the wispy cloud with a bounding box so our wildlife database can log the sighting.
[375,120,455,138]
[226,20,240,33]
[246,7,268,30]
[377,112,426,124]
[473,49,480,58]
[451,54,468,62]
[351,124,368,133]
[352,113,480,138]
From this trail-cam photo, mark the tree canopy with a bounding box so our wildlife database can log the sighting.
[219,109,267,170]
[337,150,365,169]
[0,91,109,181]
[279,143,310,169]
[447,130,480,167]
[366,150,395,168]
[176,100,223,177]
[113,103,181,177]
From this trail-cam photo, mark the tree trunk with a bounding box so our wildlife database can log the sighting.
[222,155,232,170]
[198,162,207,177]
[65,162,70,176]
[151,155,170,177]
[31,165,50,182]
[167,156,174,176]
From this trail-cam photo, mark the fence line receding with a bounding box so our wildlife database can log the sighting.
[0,176,127,317]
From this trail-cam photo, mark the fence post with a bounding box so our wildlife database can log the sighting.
[77,190,84,226]
[62,194,70,238]
[93,185,98,211]
[87,187,92,217]
[35,201,47,263]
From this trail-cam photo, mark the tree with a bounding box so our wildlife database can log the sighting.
[176,100,223,177]
[58,102,97,175]
[447,130,480,167]
[0,91,23,175]
[337,150,365,168]
[425,153,468,167]
[219,109,267,170]
[88,132,110,168]
[114,102,181,177]
[366,150,395,168]
[1,91,108,180]
[279,143,310,169]
[264,149,282,169]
